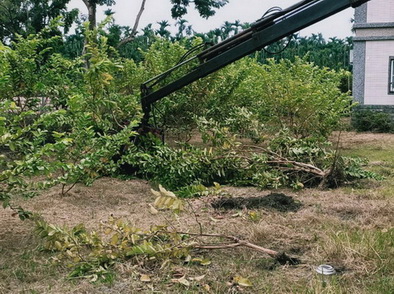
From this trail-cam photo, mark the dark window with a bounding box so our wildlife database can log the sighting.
[390,57,394,94]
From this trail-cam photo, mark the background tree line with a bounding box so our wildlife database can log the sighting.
[0,0,353,72]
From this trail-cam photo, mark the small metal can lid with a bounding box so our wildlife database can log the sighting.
[315,264,336,275]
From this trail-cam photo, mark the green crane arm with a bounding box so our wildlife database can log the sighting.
[140,0,370,126]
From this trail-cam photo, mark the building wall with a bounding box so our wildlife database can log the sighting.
[367,0,394,23]
[353,1,394,107]
[364,40,394,105]
[353,41,366,104]
[356,27,394,38]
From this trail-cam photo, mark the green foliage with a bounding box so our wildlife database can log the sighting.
[268,131,331,165]
[351,110,394,133]
[268,130,381,186]
[152,184,185,212]
[170,0,229,19]
[0,25,82,110]
[231,57,351,138]
[120,127,378,192]
[0,0,78,43]
[0,22,377,213]
[145,46,351,140]
[177,182,225,198]
[0,22,143,208]
[340,156,383,182]
[196,117,239,147]
[259,34,354,72]
[141,38,191,77]
[35,216,191,281]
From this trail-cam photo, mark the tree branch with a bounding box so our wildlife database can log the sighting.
[178,232,278,257]
[117,0,147,47]
[241,144,328,178]
[266,160,326,177]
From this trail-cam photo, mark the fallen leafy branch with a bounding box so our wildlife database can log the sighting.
[180,232,300,265]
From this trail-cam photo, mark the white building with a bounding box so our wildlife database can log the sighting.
[353,0,394,112]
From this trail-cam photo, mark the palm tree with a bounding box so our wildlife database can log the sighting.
[175,19,189,40]
[221,21,234,39]
[231,20,242,35]
[156,20,171,39]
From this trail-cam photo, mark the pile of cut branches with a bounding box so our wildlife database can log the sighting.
[120,131,379,192]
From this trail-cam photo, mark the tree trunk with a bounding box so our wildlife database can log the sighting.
[82,0,96,30]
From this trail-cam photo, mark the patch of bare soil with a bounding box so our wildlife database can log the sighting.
[0,208,33,248]
[211,193,302,212]
[334,131,394,149]
[0,179,163,244]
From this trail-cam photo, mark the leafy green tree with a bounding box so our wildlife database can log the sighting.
[81,0,116,29]
[259,33,353,71]
[0,0,78,43]
[156,21,171,40]
[175,19,193,40]
[221,21,234,39]
[0,22,143,209]
[140,38,351,139]
[229,57,352,138]
[231,20,242,35]
[170,0,229,18]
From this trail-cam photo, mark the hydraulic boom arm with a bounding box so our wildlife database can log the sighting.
[140,0,370,126]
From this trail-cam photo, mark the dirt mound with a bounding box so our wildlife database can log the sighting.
[211,193,302,212]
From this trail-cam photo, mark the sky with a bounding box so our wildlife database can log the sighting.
[68,0,355,39]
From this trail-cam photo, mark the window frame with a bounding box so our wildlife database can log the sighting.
[389,56,394,94]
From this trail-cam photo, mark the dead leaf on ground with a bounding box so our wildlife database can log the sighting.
[203,284,211,292]
[148,204,159,215]
[209,216,220,223]
[172,268,185,278]
[231,212,243,218]
[140,274,151,282]
[189,274,205,281]
[171,276,190,286]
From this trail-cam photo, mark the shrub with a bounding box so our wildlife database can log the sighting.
[0,22,143,210]
[146,48,352,140]
[351,110,394,133]
[238,57,352,138]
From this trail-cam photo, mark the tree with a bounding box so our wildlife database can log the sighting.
[170,0,229,18]
[175,19,193,40]
[221,21,234,39]
[231,20,242,35]
[118,0,229,47]
[0,0,78,43]
[81,0,116,30]
[156,21,171,40]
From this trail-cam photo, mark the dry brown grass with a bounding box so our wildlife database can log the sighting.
[1,132,394,293]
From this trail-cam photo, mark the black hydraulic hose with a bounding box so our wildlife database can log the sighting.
[142,42,207,90]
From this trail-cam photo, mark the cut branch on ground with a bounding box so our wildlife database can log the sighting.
[181,231,301,265]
